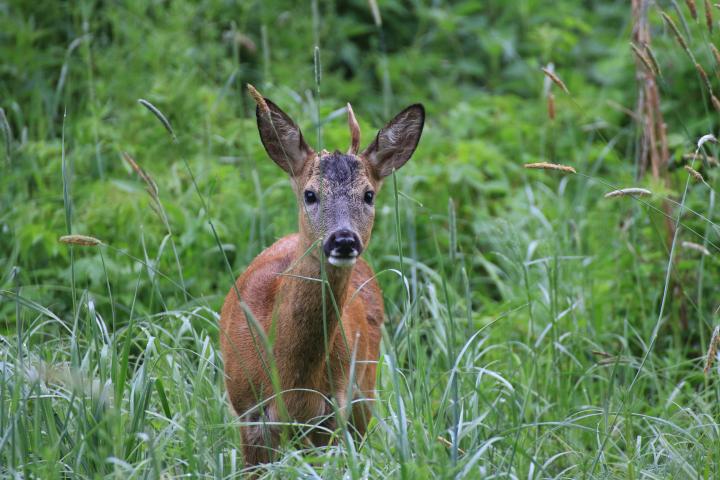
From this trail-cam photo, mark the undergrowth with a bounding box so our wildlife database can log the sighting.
[1,1,720,478]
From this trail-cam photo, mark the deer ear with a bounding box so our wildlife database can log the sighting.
[256,98,313,176]
[362,104,425,179]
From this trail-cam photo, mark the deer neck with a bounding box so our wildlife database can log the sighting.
[273,240,353,383]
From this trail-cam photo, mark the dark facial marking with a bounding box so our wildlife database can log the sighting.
[318,152,360,185]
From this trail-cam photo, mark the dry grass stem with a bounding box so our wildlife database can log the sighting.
[436,436,466,455]
[59,235,102,246]
[368,0,382,27]
[524,162,576,173]
[547,92,556,120]
[684,165,705,182]
[541,67,570,94]
[682,240,711,255]
[0,107,11,161]
[604,187,653,198]
[632,4,670,181]
[704,326,720,374]
[223,31,257,53]
[138,99,176,140]
[607,100,640,121]
[247,84,270,114]
[683,152,719,166]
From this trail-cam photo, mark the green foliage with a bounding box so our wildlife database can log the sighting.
[2,0,720,478]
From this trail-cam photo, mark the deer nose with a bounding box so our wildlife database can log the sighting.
[324,229,362,259]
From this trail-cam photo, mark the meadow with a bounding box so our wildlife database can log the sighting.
[2,0,720,478]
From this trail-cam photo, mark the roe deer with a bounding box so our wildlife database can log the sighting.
[220,86,424,465]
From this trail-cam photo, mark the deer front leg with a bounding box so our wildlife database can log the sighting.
[241,404,281,466]
[349,391,373,436]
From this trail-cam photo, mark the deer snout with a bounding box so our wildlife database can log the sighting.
[324,229,362,267]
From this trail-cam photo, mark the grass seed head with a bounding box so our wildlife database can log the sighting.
[122,152,159,198]
[662,11,693,60]
[604,187,653,198]
[59,234,102,246]
[643,44,662,77]
[524,162,576,173]
[631,43,657,76]
[687,0,698,19]
[138,99,176,140]
[541,67,570,94]
[681,240,711,255]
[704,326,720,374]
[712,94,720,113]
[684,165,705,182]
[711,44,720,67]
[706,0,714,31]
[698,133,717,148]
[695,63,714,93]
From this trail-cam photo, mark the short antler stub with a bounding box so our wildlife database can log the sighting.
[247,84,270,115]
[347,103,360,155]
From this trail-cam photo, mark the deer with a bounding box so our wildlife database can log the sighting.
[219,85,425,465]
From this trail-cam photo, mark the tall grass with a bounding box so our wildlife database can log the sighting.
[2,0,720,478]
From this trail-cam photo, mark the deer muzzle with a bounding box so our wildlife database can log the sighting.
[323,229,362,267]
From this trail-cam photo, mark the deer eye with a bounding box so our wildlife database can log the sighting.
[364,191,375,205]
[304,190,317,205]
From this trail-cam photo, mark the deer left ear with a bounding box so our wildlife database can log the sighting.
[362,104,425,179]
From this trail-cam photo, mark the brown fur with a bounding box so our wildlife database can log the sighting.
[219,95,424,466]
[220,233,383,463]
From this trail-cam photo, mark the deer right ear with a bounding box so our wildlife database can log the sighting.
[362,104,425,179]
[255,97,313,176]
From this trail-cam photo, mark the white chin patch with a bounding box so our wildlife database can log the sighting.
[328,256,357,267]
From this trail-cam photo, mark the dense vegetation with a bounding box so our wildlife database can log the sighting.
[2,0,720,478]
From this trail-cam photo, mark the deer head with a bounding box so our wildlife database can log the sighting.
[252,87,425,267]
